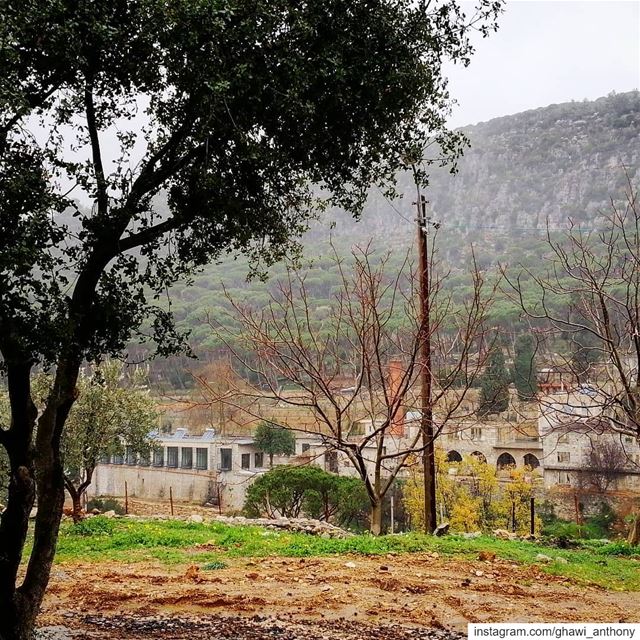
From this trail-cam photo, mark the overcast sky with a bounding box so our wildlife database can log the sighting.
[445,0,640,128]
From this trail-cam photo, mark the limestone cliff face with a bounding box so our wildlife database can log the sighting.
[356,91,640,235]
[427,91,639,230]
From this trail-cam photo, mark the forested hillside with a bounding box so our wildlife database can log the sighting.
[148,91,640,385]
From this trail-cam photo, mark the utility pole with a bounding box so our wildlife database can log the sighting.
[415,191,437,534]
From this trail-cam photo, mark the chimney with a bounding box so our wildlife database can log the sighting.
[388,359,406,436]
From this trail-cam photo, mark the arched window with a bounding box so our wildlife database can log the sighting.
[447,450,462,463]
[523,453,540,469]
[497,452,516,469]
[470,451,487,463]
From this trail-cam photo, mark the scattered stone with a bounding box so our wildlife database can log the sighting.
[555,557,569,565]
[102,510,116,519]
[434,523,450,537]
[188,514,204,523]
[35,625,75,640]
[535,553,553,563]
[90,508,101,515]
[209,514,352,538]
[345,561,356,569]
[462,531,482,539]
[321,585,333,592]
[246,572,260,580]
[493,529,517,540]
[379,565,390,571]
[474,570,484,577]
[478,551,496,562]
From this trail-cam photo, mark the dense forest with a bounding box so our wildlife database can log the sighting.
[141,91,640,388]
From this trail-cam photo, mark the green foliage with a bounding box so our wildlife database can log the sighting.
[59,361,159,505]
[68,516,116,537]
[477,347,511,416]
[253,422,296,467]
[50,517,640,590]
[512,334,538,400]
[243,465,368,526]
[404,452,541,535]
[201,560,227,570]
[542,502,618,541]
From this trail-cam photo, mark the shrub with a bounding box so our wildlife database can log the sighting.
[243,465,368,526]
[87,497,125,515]
[69,515,115,537]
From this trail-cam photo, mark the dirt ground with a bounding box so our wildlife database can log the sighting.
[40,551,640,638]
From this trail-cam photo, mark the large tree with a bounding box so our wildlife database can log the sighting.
[477,346,510,416]
[61,361,158,522]
[0,1,501,637]
[507,180,640,437]
[208,242,495,534]
[254,421,296,468]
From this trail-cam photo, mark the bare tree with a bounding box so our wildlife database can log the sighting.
[578,437,628,493]
[505,178,640,438]
[202,241,496,534]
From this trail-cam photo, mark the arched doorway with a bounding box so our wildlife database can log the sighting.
[523,453,540,469]
[447,450,462,463]
[497,452,516,469]
[470,451,487,463]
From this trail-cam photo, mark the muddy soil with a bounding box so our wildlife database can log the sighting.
[39,552,639,638]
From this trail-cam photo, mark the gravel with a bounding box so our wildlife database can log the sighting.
[71,613,465,640]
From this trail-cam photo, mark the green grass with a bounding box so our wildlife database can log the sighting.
[48,516,640,591]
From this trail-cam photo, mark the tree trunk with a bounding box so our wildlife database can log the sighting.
[0,359,78,640]
[64,480,82,524]
[370,501,383,536]
[628,514,640,546]
[269,452,274,468]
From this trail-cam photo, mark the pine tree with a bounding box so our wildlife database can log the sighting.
[478,347,510,416]
[513,334,538,400]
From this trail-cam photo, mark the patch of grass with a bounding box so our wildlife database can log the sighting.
[51,518,640,591]
[202,560,227,570]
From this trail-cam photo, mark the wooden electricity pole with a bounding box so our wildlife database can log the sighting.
[415,192,437,534]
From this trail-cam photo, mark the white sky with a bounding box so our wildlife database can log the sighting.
[446,0,640,128]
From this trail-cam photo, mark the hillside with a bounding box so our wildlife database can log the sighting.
[146,92,640,381]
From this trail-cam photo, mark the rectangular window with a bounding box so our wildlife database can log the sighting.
[220,448,232,471]
[196,447,208,470]
[557,451,570,463]
[470,427,483,441]
[138,450,150,466]
[301,443,311,453]
[167,446,179,468]
[152,447,164,467]
[125,446,137,465]
[625,436,633,444]
[241,453,251,470]
[325,450,339,473]
[254,452,264,468]
[112,453,124,465]
[181,447,193,469]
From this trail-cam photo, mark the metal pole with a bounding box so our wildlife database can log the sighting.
[511,500,516,533]
[124,481,128,515]
[416,190,437,534]
[170,486,174,516]
[530,497,535,536]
